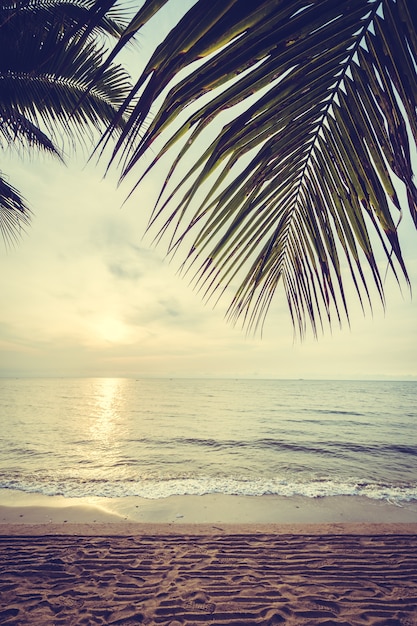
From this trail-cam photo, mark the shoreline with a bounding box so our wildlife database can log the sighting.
[1,489,417,527]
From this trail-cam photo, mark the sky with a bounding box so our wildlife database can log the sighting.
[1,5,417,380]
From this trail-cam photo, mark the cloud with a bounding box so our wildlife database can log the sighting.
[107,262,142,282]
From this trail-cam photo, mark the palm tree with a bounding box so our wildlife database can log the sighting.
[99,0,417,336]
[0,0,132,245]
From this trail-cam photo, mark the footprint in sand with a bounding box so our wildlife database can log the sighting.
[181,590,215,614]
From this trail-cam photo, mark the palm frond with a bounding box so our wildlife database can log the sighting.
[0,106,61,155]
[0,0,131,40]
[0,1,132,147]
[0,0,133,241]
[0,174,31,246]
[107,0,417,336]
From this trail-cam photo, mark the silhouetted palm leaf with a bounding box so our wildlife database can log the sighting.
[0,0,132,243]
[0,177,31,246]
[105,0,417,335]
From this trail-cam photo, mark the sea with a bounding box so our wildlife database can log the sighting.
[0,378,416,505]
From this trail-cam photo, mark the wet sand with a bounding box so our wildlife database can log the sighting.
[1,490,417,525]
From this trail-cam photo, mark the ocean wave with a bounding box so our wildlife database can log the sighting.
[1,475,416,503]
[114,436,417,458]
[310,409,365,417]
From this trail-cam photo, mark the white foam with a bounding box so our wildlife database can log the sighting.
[1,475,417,503]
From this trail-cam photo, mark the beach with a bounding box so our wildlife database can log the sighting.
[1,378,416,623]
[1,495,417,625]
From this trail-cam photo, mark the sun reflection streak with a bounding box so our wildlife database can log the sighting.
[89,378,125,450]
[64,378,132,489]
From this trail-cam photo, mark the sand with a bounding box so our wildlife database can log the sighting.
[1,495,417,625]
[2,490,417,525]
